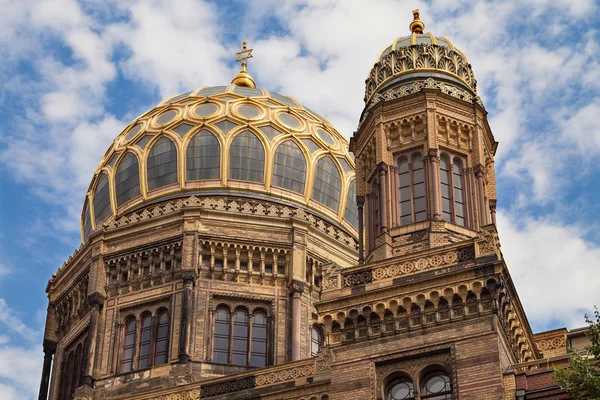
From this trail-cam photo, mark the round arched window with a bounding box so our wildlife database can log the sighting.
[421,371,451,399]
[386,377,415,400]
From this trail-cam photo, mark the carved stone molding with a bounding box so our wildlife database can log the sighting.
[255,362,314,387]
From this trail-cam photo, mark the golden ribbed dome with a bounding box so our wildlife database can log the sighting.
[364,10,476,104]
[81,85,357,242]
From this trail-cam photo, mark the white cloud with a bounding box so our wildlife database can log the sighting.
[497,211,600,330]
[0,299,40,343]
[0,265,10,278]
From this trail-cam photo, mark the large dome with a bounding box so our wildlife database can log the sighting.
[363,10,477,107]
[81,85,357,241]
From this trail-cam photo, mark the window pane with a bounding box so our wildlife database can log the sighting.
[272,140,306,194]
[186,130,220,180]
[454,187,464,203]
[401,215,413,225]
[412,156,423,169]
[413,168,424,184]
[400,186,411,201]
[441,183,450,199]
[387,378,415,400]
[93,173,111,226]
[442,211,452,221]
[232,310,248,366]
[414,182,425,198]
[415,211,427,222]
[83,200,93,240]
[229,131,265,183]
[213,308,230,363]
[154,311,169,366]
[344,180,358,229]
[456,216,465,226]
[400,201,412,218]
[442,198,451,214]
[121,318,136,373]
[115,152,141,207]
[251,312,268,367]
[453,172,463,189]
[147,137,178,190]
[398,160,409,173]
[414,197,426,213]
[312,156,341,210]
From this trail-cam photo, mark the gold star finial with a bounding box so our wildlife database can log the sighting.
[236,42,253,71]
[232,41,256,88]
[409,9,425,34]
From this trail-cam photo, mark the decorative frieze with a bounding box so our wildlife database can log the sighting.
[55,274,90,337]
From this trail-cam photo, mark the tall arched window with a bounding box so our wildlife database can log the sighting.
[232,309,249,365]
[311,325,323,356]
[229,131,265,183]
[250,311,268,367]
[452,159,465,226]
[138,314,152,369]
[397,152,427,225]
[115,152,140,207]
[386,376,415,400]
[83,199,93,240]
[154,310,169,366]
[440,154,452,222]
[440,153,466,227]
[371,177,380,240]
[94,173,111,225]
[421,371,451,399]
[64,352,74,400]
[121,317,136,373]
[186,130,220,180]
[213,307,230,364]
[272,140,306,194]
[312,156,341,210]
[147,137,178,190]
[344,180,358,229]
[72,344,83,394]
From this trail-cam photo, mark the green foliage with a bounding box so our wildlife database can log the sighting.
[553,307,600,399]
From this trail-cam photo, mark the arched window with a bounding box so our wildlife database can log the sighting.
[138,314,152,369]
[93,173,111,225]
[371,177,380,240]
[452,160,465,226]
[398,153,427,226]
[440,153,466,227]
[83,199,93,240]
[154,310,169,366]
[229,131,265,183]
[213,307,230,364]
[311,325,323,356]
[421,372,452,399]
[232,309,249,365]
[312,156,341,210]
[64,352,74,400]
[147,137,178,190]
[251,311,268,367]
[121,317,136,373]
[452,295,464,317]
[272,140,306,194]
[386,377,415,400]
[72,344,83,394]
[344,180,359,229]
[186,130,220,180]
[115,152,140,207]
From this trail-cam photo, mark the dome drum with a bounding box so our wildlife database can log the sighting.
[82,85,358,241]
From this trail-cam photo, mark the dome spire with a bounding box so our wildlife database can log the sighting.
[409,9,424,34]
[231,41,256,88]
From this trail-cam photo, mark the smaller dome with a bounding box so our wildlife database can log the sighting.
[364,10,476,105]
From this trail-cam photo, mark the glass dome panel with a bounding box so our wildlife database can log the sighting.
[83,199,93,240]
[125,123,143,141]
[259,125,282,141]
[194,103,218,117]
[167,91,192,104]
[186,130,220,180]
[173,123,195,138]
[233,86,263,97]
[156,110,177,126]
[147,137,178,190]
[337,157,352,173]
[197,86,227,96]
[312,156,341,210]
[278,112,301,129]
[270,93,297,107]
[344,180,358,229]
[301,138,321,153]
[272,140,306,194]
[94,173,112,225]
[229,131,265,183]
[317,128,336,146]
[237,104,261,119]
[115,152,141,207]
[134,135,154,150]
[216,119,238,135]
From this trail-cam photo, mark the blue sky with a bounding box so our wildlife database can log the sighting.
[0,0,599,398]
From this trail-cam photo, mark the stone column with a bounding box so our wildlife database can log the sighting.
[81,293,104,387]
[290,280,304,361]
[178,271,196,364]
[428,149,441,219]
[357,195,365,264]
[378,163,387,232]
[489,199,497,226]
[38,340,57,400]
[474,164,488,226]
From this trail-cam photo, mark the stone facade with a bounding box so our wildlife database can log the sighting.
[38,13,590,400]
